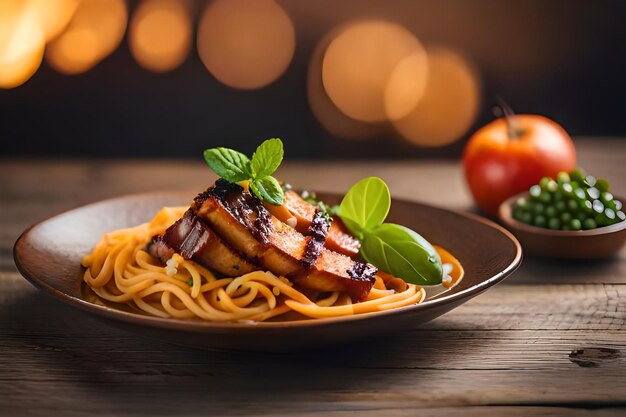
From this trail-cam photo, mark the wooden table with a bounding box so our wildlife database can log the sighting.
[1,138,625,416]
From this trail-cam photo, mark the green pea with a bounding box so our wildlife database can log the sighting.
[553,190,564,201]
[585,175,597,187]
[603,201,617,211]
[595,179,610,193]
[592,200,604,214]
[574,188,586,200]
[601,192,614,204]
[532,202,545,215]
[545,206,557,218]
[548,218,561,230]
[569,168,586,184]
[512,207,524,221]
[534,215,547,228]
[570,218,582,231]
[587,187,600,200]
[539,177,551,190]
[560,212,572,223]
[529,185,541,199]
[539,191,552,203]
[567,199,579,212]
[547,180,558,193]
[575,211,587,221]
[560,182,574,195]
[605,208,616,222]
[557,172,570,184]
[555,201,567,212]
[515,197,528,209]
[583,218,597,230]
[521,211,533,224]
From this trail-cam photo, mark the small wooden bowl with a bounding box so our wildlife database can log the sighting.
[499,192,626,258]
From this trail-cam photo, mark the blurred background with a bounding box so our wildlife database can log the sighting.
[1,0,625,159]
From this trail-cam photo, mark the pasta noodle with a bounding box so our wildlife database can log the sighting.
[81,207,463,322]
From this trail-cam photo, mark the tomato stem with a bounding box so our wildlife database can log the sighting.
[494,98,524,140]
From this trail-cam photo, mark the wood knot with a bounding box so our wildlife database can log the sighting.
[569,348,621,368]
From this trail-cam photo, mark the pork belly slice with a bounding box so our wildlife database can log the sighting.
[147,208,258,277]
[146,236,175,263]
[294,250,378,301]
[282,190,316,230]
[283,190,361,257]
[193,180,376,301]
[301,211,331,267]
[325,217,361,257]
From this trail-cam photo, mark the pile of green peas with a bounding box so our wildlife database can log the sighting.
[513,169,625,231]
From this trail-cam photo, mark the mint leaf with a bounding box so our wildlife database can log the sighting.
[202,138,286,206]
[337,177,390,239]
[250,138,283,178]
[203,147,251,182]
[250,176,284,206]
[361,223,442,285]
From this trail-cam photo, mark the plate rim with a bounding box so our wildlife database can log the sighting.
[13,190,523,332]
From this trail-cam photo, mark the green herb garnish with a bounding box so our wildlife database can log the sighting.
[337,177,443,285]
[301,190,339,220]
[203,138,285,205]
[336,177,390,240]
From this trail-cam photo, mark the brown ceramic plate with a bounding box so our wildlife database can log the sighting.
[499,192,626,258]
[14,191,522,351]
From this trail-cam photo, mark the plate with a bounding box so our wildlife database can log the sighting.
[14,191,522,351]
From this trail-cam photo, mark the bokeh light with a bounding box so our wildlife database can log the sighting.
[27,0,81,42]
[384,52,429,121]
[392,47,481,147]
[46,0,128,75]
[322,20,427,123]
[0,1,45,89]
[129,0,192,73]
[197,0,295,89]
[307,25,386,140]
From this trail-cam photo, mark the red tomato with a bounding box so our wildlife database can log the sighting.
[463,115,576,215]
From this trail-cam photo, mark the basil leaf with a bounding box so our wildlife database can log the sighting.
[361,223,443,285]
[250,176,284,206]
[338,177,390,239]
[203,147,251,182]
[251,138,283,178]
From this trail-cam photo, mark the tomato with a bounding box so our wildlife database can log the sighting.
[463,115,576,215]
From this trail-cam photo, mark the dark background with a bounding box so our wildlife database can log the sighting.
[2,0,625,159]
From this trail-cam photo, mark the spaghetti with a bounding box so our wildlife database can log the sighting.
[82,207,461,322]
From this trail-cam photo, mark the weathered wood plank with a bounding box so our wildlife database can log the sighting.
[1,138,626,415]
[257,410,626,417]
[2,399,625,417]
[1,272,624,415]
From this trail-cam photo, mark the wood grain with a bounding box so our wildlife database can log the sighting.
[1,272,625,415]
[1,138,625,415]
